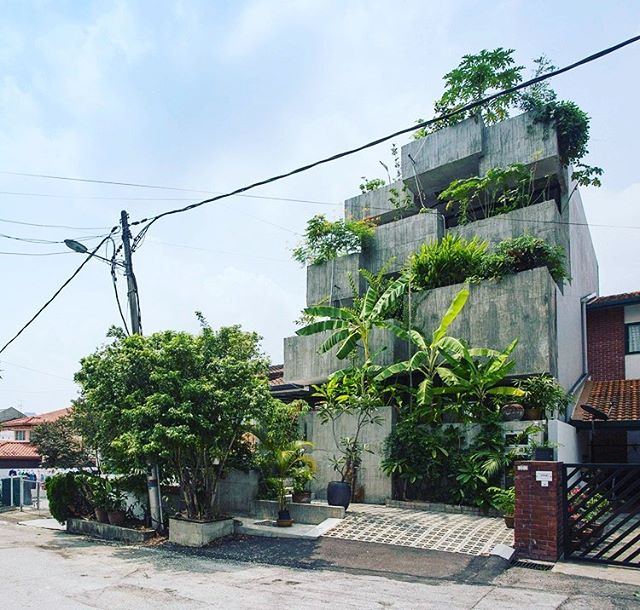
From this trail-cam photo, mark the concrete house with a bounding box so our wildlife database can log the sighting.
[281,111,599,502]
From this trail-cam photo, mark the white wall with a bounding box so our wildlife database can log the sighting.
[548,420,580,463]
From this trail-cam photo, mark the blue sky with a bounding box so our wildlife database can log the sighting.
[1,0,639,413]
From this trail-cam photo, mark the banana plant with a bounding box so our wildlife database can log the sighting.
[436,339,524,418]
[375,286,470,410]
[296,274,407,362]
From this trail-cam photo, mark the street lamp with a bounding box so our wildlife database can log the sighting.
[64,239,123,267]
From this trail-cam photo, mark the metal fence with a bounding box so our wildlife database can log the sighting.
[0,476,46,511]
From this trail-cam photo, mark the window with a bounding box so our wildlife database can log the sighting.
[626,322,640,354]
[15,430,26,441]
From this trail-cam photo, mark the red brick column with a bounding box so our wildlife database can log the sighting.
[514,461,565,562]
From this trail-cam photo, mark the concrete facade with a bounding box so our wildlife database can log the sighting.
[302,406,394,504]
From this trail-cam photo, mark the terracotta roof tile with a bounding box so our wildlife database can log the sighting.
[0,407,72,429]
[574,380,640,422]
[589,291,640,307]
[0,441,40,459]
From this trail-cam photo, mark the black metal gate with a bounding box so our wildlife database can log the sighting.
[564,463,640,567]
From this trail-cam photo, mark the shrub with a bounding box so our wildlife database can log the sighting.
[46,472,92,524]
[484,234,568,283]
[359,177,386,194]
[488,486,515,514]
[409,234,489,291]
[437,164,536,225]
[292,214,376,266]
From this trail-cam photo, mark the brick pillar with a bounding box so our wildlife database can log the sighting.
[514,461,565,562]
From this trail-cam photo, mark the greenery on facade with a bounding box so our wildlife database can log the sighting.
[74,319,275,522]
[408,233,568,290]
[415,48,602,187]
[359,177,386,193]
[517,373,572,419]
[437,163,538,225]
[293,214,376,266]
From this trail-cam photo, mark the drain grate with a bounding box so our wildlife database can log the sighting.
[512,560,553,571]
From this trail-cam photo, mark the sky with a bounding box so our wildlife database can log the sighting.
[0,1,639,414]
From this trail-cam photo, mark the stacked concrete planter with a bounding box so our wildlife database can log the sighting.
[168,517,234,548]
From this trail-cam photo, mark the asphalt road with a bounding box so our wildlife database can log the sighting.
[1,520,639,609]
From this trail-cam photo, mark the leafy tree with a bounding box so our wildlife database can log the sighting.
[30,417,89,468]
[415,48,524,137]
[74,319,274,521]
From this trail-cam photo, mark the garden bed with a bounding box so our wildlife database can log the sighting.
[253,500,344,524]
[66,518,155,543]
[385,499,500,518]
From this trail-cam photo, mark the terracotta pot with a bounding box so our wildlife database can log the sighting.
[524,407,543,421]
[292,491,311,504]
[94,507,109,523]
[504,514,515,529]
[501,403,524,422]
[107,510,125,526]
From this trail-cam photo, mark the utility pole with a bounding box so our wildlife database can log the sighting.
[120,210,163,531]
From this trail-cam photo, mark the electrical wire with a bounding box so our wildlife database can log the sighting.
[0,359,75,382]
[0,231,110,245]
[0,250,71,256]
[0,216,112,230]
[0,227,119,356]
[128,34,640,232]
[107,236,131,335]
[0,187,339,206]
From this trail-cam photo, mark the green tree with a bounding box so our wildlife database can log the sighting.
[30,417,89,468]
[75,319,273,521]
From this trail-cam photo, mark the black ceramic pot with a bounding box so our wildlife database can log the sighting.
[327,481,351,509]
[534,447,554,461]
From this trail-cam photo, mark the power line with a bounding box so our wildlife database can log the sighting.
[0,186,339,206]
[0,359,75,382]
[0,228,119,356]
[128,34,640,231]
[149,238,290,262]
[0,216,112,230]
[0,231,108,245]
[0,250,71,256]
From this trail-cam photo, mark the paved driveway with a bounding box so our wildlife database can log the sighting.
[323,504,514,555]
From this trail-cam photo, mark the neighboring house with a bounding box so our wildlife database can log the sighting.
[0,407,72,443]
[0,407,25,440]
[570,292,640,463]
[0,407,72,473]
[281,111,599,500]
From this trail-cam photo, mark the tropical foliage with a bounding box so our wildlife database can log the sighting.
[30,416,89,468]
[292,214,376,266]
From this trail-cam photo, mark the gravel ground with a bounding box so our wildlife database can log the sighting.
[1,518,639,609]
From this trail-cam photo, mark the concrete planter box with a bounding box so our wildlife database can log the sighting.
[413,267,558,378]
[253,500,344,524]
[402,117,484,195]
[66,518,154,543]
[306,253,363,307]
[345,181,418,224]
[168,517,234,547]
[283,327,407,385]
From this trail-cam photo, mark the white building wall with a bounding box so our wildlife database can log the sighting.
[548,420,580,463]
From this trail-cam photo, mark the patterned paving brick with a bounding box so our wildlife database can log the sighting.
[323,504,514,556]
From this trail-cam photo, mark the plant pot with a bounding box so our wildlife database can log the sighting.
[534,447,554,461]
[501,403,524,422]
[292,491,312,504]
[107,510,125,526]
[94,507,109,523]
[524,407,543,421]
[327,481,351,509]
[276,509,293,527]
[504,514,515,529]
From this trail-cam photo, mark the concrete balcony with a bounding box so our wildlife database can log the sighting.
[306,252,363,307]
[363,210,443,276]
[412,267,559,378]
[401,117,484,195]
[401,112,562,200]
[283,327,408,385]
[345,180,420,225]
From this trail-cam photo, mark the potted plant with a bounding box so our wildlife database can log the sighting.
[85,476,110,523]
[291,465,315,504]
[105,480,127,526]
[530,440,557,461]
[270,440,315,526]
[488,486,516,528]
